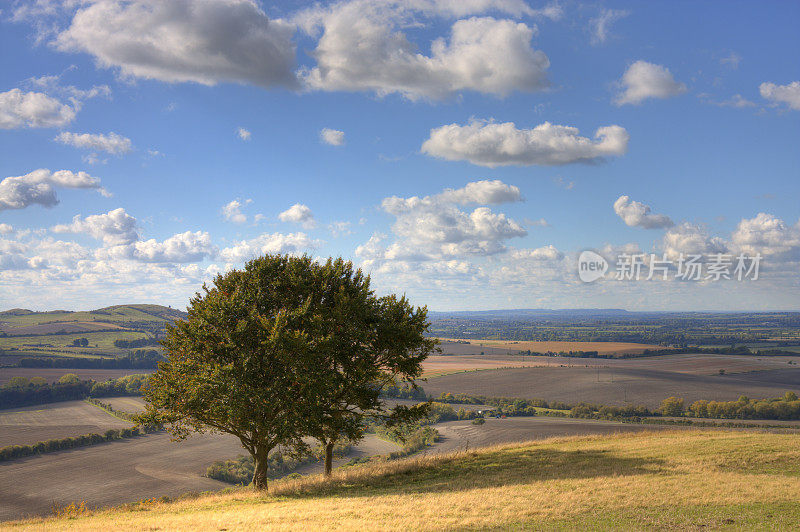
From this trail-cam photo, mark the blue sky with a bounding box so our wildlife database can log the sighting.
[0,0,798,311]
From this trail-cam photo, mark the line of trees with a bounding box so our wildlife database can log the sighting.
[661,392,800,420]
[113,338,160,349]
[18,350,162,369]
[0,374,149,409]
[0,425,157,462]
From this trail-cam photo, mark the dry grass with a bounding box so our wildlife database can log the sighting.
[9,430,800,530]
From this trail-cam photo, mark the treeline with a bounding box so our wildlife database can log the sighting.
[18,350,162,369]
[206,441,353,484]
[515,345,800,359]
[0,425,157,462]
[661,392,800,420]
[380,380,427,400]
[113,338,161,349]
[0,374,149,409]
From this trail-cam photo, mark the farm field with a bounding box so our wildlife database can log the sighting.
[11,430,800,530]
[424,365,800,408]
[437,338,660,355]
[0,401,132,448]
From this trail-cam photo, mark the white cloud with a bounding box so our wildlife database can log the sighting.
[0,88,76,129]
[759,81,800,111]
[613,195,674,229]
[55,0,297,88]
[298,1,550,100]
[510,244,563,261]
[0,224,13,234]
[0,169,109,212]
[589,8,628,45]
[720,52,741,69]
[278,203,316,229]
[219,232,320,262]
[615,60,687,105]
[438,179,522,204]
[221,199,251,224]
[237,127,251,141]
[54,131,133,154]
[320,128,345,146]
[100,231,217,263]
[422,120,629,167]
[661,222,727,260]
[702,93,756,109]
[52,208,139,245]
[328,221,352,237]
[373,180,527,262]
[730,213,800,260]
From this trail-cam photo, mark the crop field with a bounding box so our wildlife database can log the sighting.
[437,338,661,355]
[101,397,147,414]
[0,429,398,521]
[0,330,150,351]
[0,401,132,448]
[11,430,800,530]
[424,364,800,408]
[0,305,182,330]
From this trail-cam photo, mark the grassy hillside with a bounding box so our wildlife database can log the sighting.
[12,430,800,530]
[0,305,186,365]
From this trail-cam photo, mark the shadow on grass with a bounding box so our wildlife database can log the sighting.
[271,446,665,500]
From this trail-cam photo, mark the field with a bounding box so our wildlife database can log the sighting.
[0,368,151,386]
[0,401,132,447]
[10,430,800,530]
[424,357,800,408]
[438,338,661,355]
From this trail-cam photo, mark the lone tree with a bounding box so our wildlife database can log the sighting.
[140,254,434,488]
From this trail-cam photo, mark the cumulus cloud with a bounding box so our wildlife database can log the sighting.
[730,213,800,260]
[759,81,800,111]
[510,244,563,261]
[100,231,216,263]
[615,60,687,105]
[237,127,251,141]
[422,120,629,167]
[278,203,316,229]
[0,224,13,234]
[219,232,320,262]
[328,221,352,237]
[320,128,345,146]
[55,0,297,88]
[221,199,251,224]
[370,180,527,262]
[54,131,133,155]
[662,222,727,260]
[613,195,674,229]
[52,208,139,245]
[589,8,628,45]
[298,1,551,100]
[0,169,109,212]
[0,88,76,129]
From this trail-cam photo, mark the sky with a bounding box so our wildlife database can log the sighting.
[0,0,798,312]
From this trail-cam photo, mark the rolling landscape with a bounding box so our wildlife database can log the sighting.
[2,0,798,529]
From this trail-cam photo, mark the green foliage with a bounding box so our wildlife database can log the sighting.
[660,396,685,417]
[688,393,800,420]
[140,254,434,489]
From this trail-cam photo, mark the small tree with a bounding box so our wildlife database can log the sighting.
[660,396,685,417]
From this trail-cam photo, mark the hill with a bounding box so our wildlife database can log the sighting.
[0,305,187,370]
[11,430,800,530]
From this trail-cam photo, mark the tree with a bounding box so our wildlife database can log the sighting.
[660,396,685,417]
[140,254,433,488]
[298,259,435,476]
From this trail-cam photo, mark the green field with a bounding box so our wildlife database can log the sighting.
[11,430,800,530]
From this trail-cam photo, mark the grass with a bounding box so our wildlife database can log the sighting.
[10,430,800,530]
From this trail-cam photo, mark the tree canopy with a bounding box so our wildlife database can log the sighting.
[140,254,434,488]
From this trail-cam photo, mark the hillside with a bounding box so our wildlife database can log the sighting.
[0,305,186,369]
[12,430,800,530]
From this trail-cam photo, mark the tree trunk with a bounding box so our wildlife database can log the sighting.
[324,441,335,477]
[252,448,270,490]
